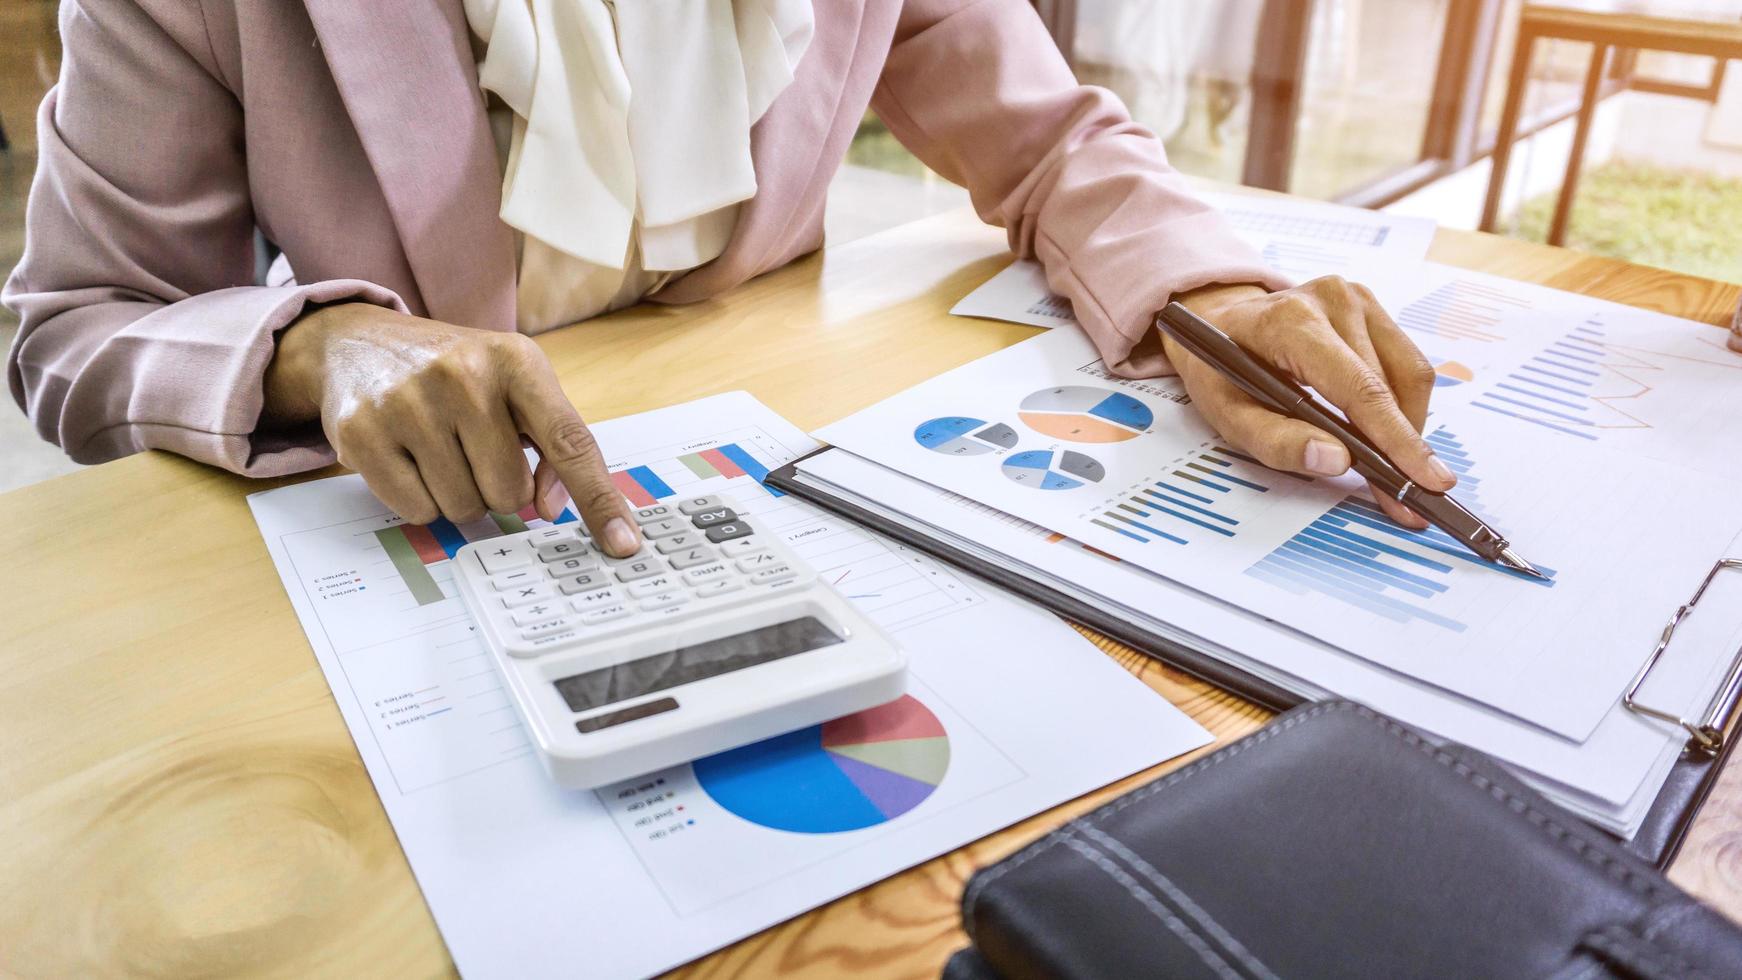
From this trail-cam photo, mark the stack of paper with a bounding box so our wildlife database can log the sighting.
[801,197,1742,837]
[249,393,1212,978]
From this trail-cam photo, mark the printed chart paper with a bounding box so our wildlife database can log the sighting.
[249,392,1210,979]
[817,327,1742,741]
[1368,262,1742,480]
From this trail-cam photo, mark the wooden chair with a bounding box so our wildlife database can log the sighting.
[1480,3,1742,245]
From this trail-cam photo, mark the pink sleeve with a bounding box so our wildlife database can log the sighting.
[870,0,1291,377]
[2,0,406,477]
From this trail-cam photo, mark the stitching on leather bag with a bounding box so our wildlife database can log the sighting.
[1584,923,1702,979]
[1077,825,1281,980]
[962,702,1672,949]
[1060,836,1247,980]
[1082,702,1671,899]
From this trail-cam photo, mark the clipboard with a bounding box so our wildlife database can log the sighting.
[768,448,1742,870]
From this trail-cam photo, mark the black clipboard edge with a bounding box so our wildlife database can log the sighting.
[768,447,1720,870]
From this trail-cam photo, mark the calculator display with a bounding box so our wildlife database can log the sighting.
[553,617,844,713]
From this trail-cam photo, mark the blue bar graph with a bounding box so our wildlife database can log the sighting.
[1100,446,1270,545]
[1470,318,1607,441]
[426,518,469,559]
[1246,428,1555,631]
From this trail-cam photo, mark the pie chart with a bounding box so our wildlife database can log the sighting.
[913,416,1020,456]
[693,695,950,834]
[1001,449,1104,490]
[1432,359,1474,387]
[1018,387,1153,443]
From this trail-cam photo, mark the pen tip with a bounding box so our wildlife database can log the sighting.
[1497,547,1549,580]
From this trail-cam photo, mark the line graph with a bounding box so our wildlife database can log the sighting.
[1470,316,1742,442]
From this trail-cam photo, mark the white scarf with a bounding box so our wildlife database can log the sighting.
[463,0,814,272]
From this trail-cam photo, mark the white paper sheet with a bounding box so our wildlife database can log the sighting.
[1367,262,1742,480]
[815,320,1742,743]
[248,392,1210,979]
[795,449,1742,836]
[949,190,1437,329]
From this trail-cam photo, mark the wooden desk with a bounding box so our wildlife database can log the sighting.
[2,207,1739,976]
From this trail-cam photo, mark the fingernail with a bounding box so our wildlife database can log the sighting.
[541,482,570,519]
[605,517,639,556]
[1427,454,1457,488]
[1304,440,1350,477]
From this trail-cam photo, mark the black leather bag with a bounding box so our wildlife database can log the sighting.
[947,701,1742,979]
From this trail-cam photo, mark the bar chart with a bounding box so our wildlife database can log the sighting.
[1246,428,1555,631]
[1398,277,1533,343]
[375,505,579,606]
[613,441,781,506]
[1091,445,1282,546]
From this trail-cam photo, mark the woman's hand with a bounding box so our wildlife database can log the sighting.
[263,304,642,556]
[1167,277,1457,529]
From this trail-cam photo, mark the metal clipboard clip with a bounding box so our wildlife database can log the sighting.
[1623,559,1742,756]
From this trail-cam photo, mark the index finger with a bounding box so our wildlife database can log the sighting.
[1272,314,1455,493]
[504,365,642,557]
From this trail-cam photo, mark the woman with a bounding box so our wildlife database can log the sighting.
[4,0,1453,558]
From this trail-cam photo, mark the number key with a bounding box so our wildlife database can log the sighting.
[641,518,687,539]
[536,539,587,561]
[655,532,705,554]
[667,546,717,570]
[633,504,676,524]
[556,572,611,596]
[613,559,663,583]
[677,494,726,516]
[547,554,598,577]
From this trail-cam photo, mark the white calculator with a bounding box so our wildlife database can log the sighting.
[452,493,907,788]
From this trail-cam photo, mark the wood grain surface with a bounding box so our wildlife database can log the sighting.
[1,203,1737,978]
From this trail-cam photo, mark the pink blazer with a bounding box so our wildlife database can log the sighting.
[4,0,1284,477]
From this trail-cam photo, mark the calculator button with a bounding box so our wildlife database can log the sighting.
[613,559,663,583]
[690,507,738,528]
[546,555,599,577]
[525,526,572,543]
[536,540,588,561]
[627,574,680,597]
[556,572,612,595]
[490,568,542,592]
[501,584,555,608]
[602,546,655,565]
[694,578,744,599]
[735,552,779,571]
[680,562,731,585]
[580,603,632,625]
[655,532,705,554]
[720,536,764,557]
[633,504,676,524]
[511,603,564,627]
[751,564,798,586]
[677,495,726,515]
[639,591,690,612]
[522,616,577,639]
[704,521,754,543]
[641,518,687,540]
[476,543,531,575]
[571,589,624,611]
[667,546,717,570]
